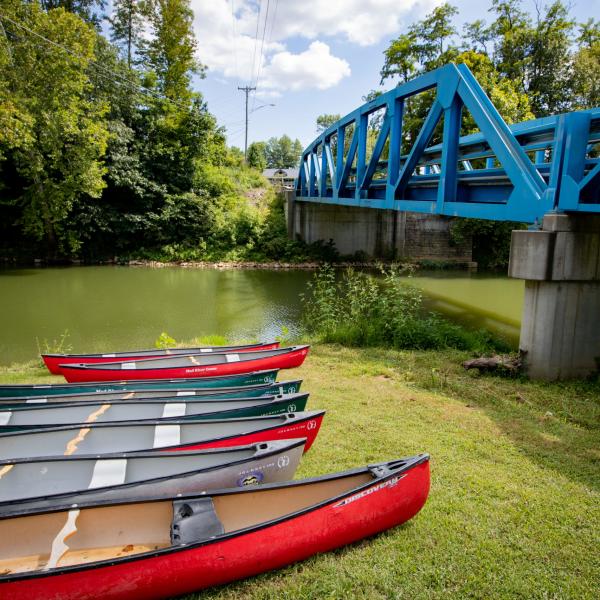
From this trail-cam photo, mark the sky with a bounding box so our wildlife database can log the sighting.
[126,0,600,149]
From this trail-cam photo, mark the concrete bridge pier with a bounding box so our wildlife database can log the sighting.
[509,214,600,380]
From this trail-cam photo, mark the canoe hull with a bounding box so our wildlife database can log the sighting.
[61,347,310,383]
[0,370,280,398]
[0,440,306,513]
[43,343,280,375]
[0,411,325,460]
[0,394,309,431]
[0,380,303,409]
[0,459,429,600]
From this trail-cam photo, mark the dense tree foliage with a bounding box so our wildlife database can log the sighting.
[0,0,302,262]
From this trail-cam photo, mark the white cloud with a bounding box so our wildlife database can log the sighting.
[261,42,350,92]
[190,0,438,93]
[265,0,439,47]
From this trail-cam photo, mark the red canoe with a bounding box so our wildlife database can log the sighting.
[43,342,280,375]
[60,346,310,383]
[0,411,326,460]
[0,455,430,599]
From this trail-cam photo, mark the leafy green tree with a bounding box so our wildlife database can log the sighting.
[316,113,341,134]
[528,1,575,115]
[247,141,267,170]
[0,3,109,257]
[572,20,600,109]
[488,0,532,91]
[265,135,303,168]
[39,0,105,25]
[109,0,144,67]
[141,0,205,103]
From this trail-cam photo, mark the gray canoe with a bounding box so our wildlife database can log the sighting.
[0,410,325,460]
[0,393,309,430]
[0,439,305,511]
[0,380,302,406]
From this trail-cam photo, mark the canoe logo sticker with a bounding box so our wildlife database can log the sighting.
[306,420,317,430]
[333,475,406,508]
[238,472,264,486]
[287,404,297,412]
[277,455,290,469]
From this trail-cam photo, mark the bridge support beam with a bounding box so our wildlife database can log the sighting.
[509,214,600,380]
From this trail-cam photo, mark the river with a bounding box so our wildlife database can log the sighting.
[0,266,523,365]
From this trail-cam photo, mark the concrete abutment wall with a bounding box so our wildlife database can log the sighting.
[286,193,472,263]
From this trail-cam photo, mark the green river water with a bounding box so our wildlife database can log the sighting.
[0,266,524,365]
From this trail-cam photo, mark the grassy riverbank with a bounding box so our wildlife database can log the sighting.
[1,345,598,598]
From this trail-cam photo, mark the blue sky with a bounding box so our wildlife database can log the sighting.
[182,0,599,149]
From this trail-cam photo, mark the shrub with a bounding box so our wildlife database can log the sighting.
[301,265,509,353]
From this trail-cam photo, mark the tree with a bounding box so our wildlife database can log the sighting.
[247,141,267,170]
[142,0,204,103]
[0,3,109,257]
[109,0,144,67]
[265,136,303,168]
[316,113,341,134]
[39,1,105,25]
[571,19,600,109]
[527,1,575,115]
[488,0,532,90]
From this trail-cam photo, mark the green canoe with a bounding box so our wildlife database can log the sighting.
[0,380,302,410]
[0,393,310,432]
[0,369,280,398]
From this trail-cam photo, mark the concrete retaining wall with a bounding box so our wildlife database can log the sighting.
[288,196,472,263]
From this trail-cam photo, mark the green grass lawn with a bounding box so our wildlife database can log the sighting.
[1,346,599,599]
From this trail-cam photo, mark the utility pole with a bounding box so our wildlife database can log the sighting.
[238,85,256,161]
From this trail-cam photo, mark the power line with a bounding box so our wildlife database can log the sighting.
[229,0,239,84]
[248,0,262,84]
[251,0,270,110]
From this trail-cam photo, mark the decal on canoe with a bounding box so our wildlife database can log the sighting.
[287,404,297,412]
[121,362,136,370]
[306,420,317,430]
[333,475,406,508]
[277,455,290,469]
[237,472,264,486]
[226,354,240,363]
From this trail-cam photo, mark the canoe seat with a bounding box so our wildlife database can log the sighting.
[171,498,224,545]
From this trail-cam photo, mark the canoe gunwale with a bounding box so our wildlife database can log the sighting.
[0,369,280,396]
[0,438,307,511]
[0,454,429,583]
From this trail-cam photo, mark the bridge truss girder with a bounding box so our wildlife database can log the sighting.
[296,64,600,224]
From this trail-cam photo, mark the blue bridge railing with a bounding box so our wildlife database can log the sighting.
[295,64,600,224]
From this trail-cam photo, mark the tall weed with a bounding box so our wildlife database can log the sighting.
[301,265,508,353]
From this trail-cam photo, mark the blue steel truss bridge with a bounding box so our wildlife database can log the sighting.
[295,63,599,225]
